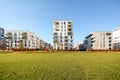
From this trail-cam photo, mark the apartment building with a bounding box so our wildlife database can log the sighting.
[84,32,112,50]
[40,39,45,50]
[6,30,40,50]
[0,27,6,49]
[39,39,52,50]
[112,27,120,49]
[53,20,73,50]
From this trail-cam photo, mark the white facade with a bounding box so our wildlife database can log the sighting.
[53,20,73,50]
[84,32,112,50]
[112,27,120,49]
[6,30,40,50]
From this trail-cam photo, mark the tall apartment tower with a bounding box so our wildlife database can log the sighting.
[53,20,73,50]
[84,32,112,50]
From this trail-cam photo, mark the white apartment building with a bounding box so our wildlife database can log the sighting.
[6,30,40,50]
[53,20,73,50]
[112,27,120,49]
[84,32,112,50]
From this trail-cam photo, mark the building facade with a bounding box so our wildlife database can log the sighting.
[0,27,6,49]
[6,30,40,50]
[40,39,52,50]
[112,27,120,49]
[53,20,73,50]
[84,32,112,50]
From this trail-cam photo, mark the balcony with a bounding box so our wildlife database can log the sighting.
[91,37,95,40]
[6,36,13,39]
[91,40,95,43]
[67,22,72,25]
[53,40,59,43]
[53,32,58,35]
[21,33,27,37]
[54,22,59,26]
[6,33,13,39]
[22,36,27,39]
[68,28,72,32]
[53,36,58,39]
[6,32,12,35]
[68,32,73,36]
[55,29,60,31]
[68,25,72,28]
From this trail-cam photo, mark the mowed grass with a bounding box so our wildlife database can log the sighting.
[0,51,120,80]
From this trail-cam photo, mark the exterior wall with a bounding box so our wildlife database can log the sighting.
[112,27,120,49]
[0,27,6,49]
[53,20,73,50]
[84,32,112,50]
[6,30,40,50]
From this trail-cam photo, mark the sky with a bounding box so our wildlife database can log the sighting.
[0,0,120,44]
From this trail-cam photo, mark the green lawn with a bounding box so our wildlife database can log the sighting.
[0,51,120,80]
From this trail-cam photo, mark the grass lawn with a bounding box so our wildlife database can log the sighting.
[0,51,120,80]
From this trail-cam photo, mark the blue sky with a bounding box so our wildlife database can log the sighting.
[0,0,120,44]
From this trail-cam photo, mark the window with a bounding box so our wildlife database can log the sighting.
[65,29,66,32]
[14,33,17,36]
[60,33,62,36]
[109,37,111,39]
[15,44,17,47]
[15,40,17,43]
[65,36,68,38]
[65,33,66,35]
[60,36,62,39]
[103,44,105,47]
[65,40,68,42]
[25,44,27,47]
[11,44,12,47]
[109,41,111,43]
[64,44,68,46]
[109,44,111,46]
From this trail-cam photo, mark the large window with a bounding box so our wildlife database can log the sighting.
[65,40,68,42]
